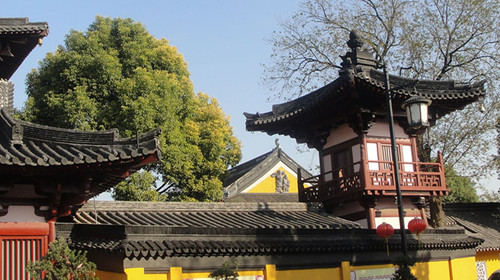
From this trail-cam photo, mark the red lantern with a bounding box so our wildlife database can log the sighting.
[376,222,394,255]
[408,217,426,248]
[376,222,394,238]
[408,217,426,234]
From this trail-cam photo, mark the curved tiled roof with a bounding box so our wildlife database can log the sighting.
[245,68,485,134]
[363,69,486,102]
[64,227,481,259]
[0,18,49,80]
[245,77,347,131]
[443,203,500,252]
[0,109,161,203]
[0,18,48,34]
[0,109,160,168]
[59,201,482,261]
[73,201,360,229]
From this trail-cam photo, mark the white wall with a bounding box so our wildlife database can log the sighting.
[0,206,45,222]
[367,120,409,139]
[323,124,358,149]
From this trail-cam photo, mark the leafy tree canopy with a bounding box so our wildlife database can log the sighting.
[209,261,239,280]
[443,165,478,203]
[263,0,499,180]
[112,171,166,201]
[22,16,241,201]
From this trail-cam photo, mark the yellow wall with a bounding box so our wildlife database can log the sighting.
[413,259,450,279]
[247,167,299,193]
[477,250,500,279]
[275,267,341,280]
[448,256,477,280]
[97,255,482,280]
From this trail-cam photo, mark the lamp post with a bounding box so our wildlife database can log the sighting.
[382,65,408,257]
[381,65,431,259]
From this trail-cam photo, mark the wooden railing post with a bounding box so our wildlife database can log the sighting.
[437,151,446,189]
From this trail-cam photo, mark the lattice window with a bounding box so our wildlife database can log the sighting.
[476,261,487,280]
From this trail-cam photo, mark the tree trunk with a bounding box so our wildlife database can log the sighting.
[417,135,445,228]
[428,196,445,228]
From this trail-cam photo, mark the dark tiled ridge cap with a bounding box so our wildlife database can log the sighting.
[443,202,500,211]
[3,110,119,145]
[0,18,48,34]
[0,109,160,167]
[362,69,486,100]
[80,201,315,212]
[62,227,482,259]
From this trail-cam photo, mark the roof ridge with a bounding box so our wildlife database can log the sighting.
[82,201,314,212]
[0,109,160,147]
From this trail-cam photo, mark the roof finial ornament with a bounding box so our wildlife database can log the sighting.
[275,138,281,149]
[347,30,364,50]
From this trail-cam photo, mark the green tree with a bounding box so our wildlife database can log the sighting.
[209,261,239,280]
[442,165,478,203]
[112,171,166,201]
[263,0,499,180]
[27,238,98,280]
[22,16,241,201]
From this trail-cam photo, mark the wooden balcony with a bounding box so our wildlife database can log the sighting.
[298,154,448,203]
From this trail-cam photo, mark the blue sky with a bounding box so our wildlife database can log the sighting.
[4,1,319,192]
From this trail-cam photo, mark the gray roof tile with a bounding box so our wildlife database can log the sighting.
[74,201,360,230]
[0,109,160,168]
[60,201,484,260]
[443,203,500,251]
[0,18,49,80]
[245,67,485,139]
[0,18,48,34]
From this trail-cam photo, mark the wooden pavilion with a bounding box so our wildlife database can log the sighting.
[245,31,485,230]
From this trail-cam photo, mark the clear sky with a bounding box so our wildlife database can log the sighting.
[4,0,320,198]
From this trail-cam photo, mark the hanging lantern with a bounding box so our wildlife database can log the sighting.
[408,217,427,248]
[401,95,432,129]
[376,222,394,255]
[408,217,426,234]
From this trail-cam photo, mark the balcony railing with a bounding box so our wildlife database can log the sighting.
[298,153,447,203]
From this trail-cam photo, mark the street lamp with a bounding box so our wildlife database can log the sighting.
[381,65,431,259]
[401,95,432,129]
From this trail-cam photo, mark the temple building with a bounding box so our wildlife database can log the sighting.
[61,200,484,280]
[245,31,485,230]
[1,17,499,280]
[61,31,496,280]
[0,18,161,279]
[223,140,313,202]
